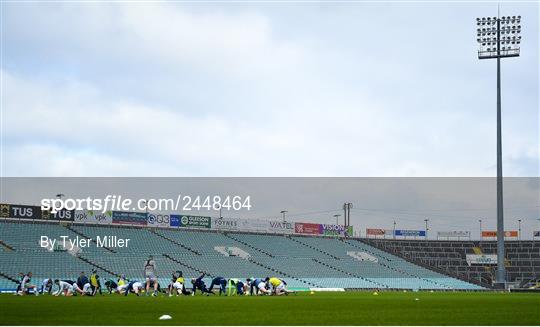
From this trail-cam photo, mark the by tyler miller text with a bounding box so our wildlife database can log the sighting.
[40,236,131,250]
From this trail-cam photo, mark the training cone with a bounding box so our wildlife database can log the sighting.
[159,315,172,320]
[310,291,315,295]
[373,292,378,295]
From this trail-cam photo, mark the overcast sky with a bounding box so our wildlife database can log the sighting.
[1,2,539,238]
[2,1,538,177]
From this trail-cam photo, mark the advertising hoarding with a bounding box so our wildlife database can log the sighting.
[112,211,147,226]
[481,231,518,238]
[366,228,393,236]
[50,208,75,222]
[147,213,171,228]
[295,222,321,235]
[320,224,352,236]
[466,254,497,265]
[0,204,49,220]
[74,210,113,225]
[172,215,211,228]
[266,221,294,234]
[437,231,471,238]
[394,229,426,237]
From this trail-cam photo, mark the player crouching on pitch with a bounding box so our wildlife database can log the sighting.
[19,272,38,296]
[226,278,248,296]
[247,278,271,295]
[116,275,129,293]
[73,272,93,296]
[40,278,53,295]
[124,280,145,296]
[169,270,191,296]
[53,280,74,296]
[144,255,158,296]
[104,279,119,294]
[191,272,213,296]
[208,276,227,295]
[268,277,294,296]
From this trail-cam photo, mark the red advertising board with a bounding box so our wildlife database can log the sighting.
[482,231,518,238]
[295,222,321,235]
[366,228,386,235]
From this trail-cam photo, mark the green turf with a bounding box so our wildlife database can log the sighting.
[0,291,539,325]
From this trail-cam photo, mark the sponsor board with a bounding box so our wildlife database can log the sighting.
[366,228,393,236]
[247,219,273,232]
[437,231,470,238]
[212,217,244,230]
[50,208,75,221]
[112,211,147,226]
[394,229,426,237]
[266,221,294,234]
[295,222,321,235]
[466,254,497,265]
[0,204,50,220]
[147,213,170,228]
[170,215,180,228]
[481,231,518,238]
[320,224,352,236]
[74,210,113,224]
[172,215,211,228]
[211,217,270,231]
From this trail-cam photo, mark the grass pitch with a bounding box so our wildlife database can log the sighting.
[0,291,539,325]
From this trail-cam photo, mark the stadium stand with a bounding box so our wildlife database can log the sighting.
[363,239,540,288]
[0,220,489,292]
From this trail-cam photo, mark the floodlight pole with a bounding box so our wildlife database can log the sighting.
[495,16,506,286]
[477,14,521,287]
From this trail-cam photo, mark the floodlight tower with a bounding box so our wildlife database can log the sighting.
[475,14,522,287]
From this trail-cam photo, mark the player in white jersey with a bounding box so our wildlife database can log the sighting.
[144,255,158,296]
[53,280,74,296]
[20,272,38,296]
[72,282,92,295]
[40,278,53,295]
[124,281,144,296]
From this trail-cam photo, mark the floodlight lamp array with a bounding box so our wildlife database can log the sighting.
[476,16,521,59]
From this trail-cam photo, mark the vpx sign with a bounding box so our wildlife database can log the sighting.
[75,210,113,224]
